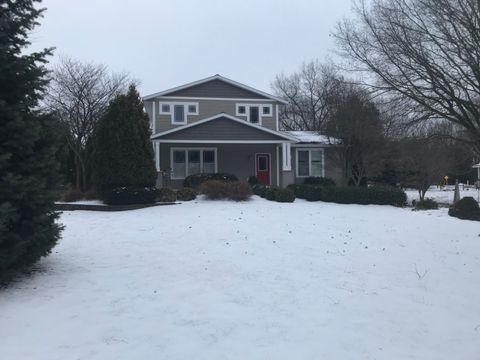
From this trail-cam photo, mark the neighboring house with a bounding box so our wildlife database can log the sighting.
[143,75,342,188]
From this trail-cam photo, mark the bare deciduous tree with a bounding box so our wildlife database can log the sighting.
[45,57,129,191]
[335,0,480,155]
[272,61,341,131]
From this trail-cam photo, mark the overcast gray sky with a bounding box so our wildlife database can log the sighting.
[30,0,353,96]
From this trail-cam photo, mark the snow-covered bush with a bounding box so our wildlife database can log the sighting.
[448,197,480,221]
[176,187,196,201]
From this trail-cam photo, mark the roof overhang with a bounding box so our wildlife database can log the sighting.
[151,113,297,142]
[143,74,288,104]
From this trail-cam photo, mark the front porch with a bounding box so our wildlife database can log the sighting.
[155,142,286,188]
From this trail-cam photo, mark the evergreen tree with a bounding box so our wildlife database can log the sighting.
[93,85,157,194]
[0,0,62,277]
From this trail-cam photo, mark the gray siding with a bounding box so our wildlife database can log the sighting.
[167,79,270,99]
[157,117,287,141]
[158,143,279,188]
[145,98,278,133]
[288,146,344,185]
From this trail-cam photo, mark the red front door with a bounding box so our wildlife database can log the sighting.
[256,154,270,185]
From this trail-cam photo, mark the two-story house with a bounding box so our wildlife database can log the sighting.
[143,75,342,188]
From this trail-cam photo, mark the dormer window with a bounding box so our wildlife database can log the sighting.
[235,103,273,125]
[159,102,199,125]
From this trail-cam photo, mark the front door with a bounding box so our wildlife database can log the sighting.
[256,154,270,185]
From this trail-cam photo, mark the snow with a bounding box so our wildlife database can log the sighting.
[405,185,480,205]
[285,130,337,144]
[1,197,480,360]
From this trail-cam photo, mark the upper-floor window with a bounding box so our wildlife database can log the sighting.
[159,102,199,125]
[235,104,273,125]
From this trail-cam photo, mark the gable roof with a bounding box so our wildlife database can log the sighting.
[143,75,288,104]
[151,113,297,142]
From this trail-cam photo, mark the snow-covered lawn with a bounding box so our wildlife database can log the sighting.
[405,185,479,205]
[1,197,480,360]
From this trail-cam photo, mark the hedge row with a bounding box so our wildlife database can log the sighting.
[200,180,253,201]
[183,173,238,188]
[253,185,296,203]
[287,184,406,207]
[103,187,197,205]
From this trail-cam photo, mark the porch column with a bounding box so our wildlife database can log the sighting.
[282,142,291,171]
[155,141,161,172]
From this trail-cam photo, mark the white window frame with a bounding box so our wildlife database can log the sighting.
[235,103,273,125]
[295,148,324,178]
[159,102,199,125]
[170,147,218,180]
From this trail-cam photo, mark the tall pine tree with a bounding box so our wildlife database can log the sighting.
[93,85,157,194]
[0,0,62,277]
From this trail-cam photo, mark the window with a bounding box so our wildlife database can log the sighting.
[296,149,324,177]
[159,102,198,124]
[249,106,259,124]
[203,150,215,173]
[172,150,186,179]
[236,103,273,124]
[171,148,217,179]
[173,105,185,124]
[188,104,197,114]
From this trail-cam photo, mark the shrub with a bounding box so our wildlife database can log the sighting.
[448,197,480,221]
[264,188,277,201]
[200,180,252,201]
[62,187,85,202]
[414,198,439,210]
[274,188,296,203]
[200,180,229,200]
[303,177,336,187]
[156,188,177,202]
[176,187,196,201]
[183,173,238,188]
[252,184,264,196]
[103,187,157,205]
[290,185,406,207]
[247,175,259,186]
[226,181,253,201]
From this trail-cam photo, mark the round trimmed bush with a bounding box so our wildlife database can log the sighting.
[156,188,176,202]
[176,187,196,201]
[274,188,295,203]
[414,198,438,210]
[264,188,276,201]
[449,197,480,221]
[303,177,336,187]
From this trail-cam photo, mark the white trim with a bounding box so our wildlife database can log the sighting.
[152,101,156,134]
[151,113,298,142]
[159,101,199,125]
[255,153,271,186]
[275,104,279,131]
[291,143,334,148]
[143,74,288,104]
[170,147,218,180]
[276,146,280,187]
[157,140,289,144]
[155,141,161,172]
[295,148,325,178]
[282,142,292,171]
